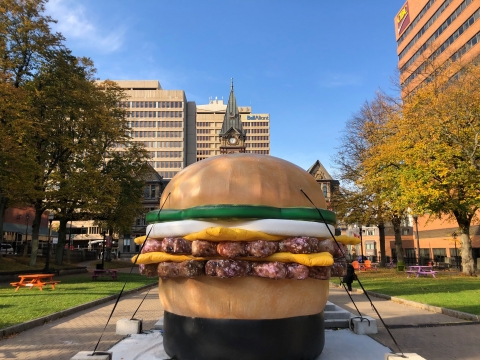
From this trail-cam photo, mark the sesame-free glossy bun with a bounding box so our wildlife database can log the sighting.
[159,154,327,210]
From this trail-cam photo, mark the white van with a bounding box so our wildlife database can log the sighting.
[0,243,14,255]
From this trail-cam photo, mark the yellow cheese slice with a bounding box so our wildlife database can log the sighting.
[334,235,361,245]
[132,251,333,267]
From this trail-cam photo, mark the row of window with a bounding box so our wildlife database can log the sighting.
[198,143,211,148]
[137,141,183,148]
[154,161,182,168]
[132,131,183,138]
[128,121,184,128]
[421,31,480,87]
[249,150,269,155]
[402,9,480,87]
[197,136,213,141]
[196,150,211,155]
[400,0,471,72]
[247,143,269,148]
[399,0,453,60]
[156,151,182,158]
[119,101,183,109]
[197,129,212,134]
[127,111,183,118]
[246,129,268,134]
[397,0,435,45]
[243,122,269,127]
[158,171,179,178]
[247,136,269,141]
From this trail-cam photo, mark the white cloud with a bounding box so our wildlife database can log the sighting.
[46,0,125,53]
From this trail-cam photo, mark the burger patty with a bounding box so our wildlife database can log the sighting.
[139,259,342,280]
[141,237,347,259]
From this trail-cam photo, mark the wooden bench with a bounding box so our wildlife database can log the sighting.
[10,280,60,292]
[92,269,118,280]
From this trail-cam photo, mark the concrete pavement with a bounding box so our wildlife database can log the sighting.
[0,276,479,359]
[329,285,480,360]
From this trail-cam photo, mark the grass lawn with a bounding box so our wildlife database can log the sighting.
[0,273,156,329]
[332,268,480,315]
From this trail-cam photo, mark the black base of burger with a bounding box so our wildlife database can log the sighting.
[163,310,325,360]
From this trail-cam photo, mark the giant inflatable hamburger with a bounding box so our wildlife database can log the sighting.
[133,154,348,360]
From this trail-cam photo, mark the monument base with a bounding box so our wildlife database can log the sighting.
[163,310,325,360]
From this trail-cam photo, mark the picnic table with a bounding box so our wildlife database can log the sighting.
[91,269,118,280]
[10,274,60,292]
[406,265,437,278]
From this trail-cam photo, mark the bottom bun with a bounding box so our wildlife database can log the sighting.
[159,276,328,319]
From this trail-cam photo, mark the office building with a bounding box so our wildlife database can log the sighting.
[196,83,270,161]
[396,0,480,94]
[112,80,197,179]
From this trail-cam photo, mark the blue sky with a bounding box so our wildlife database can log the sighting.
[45,0,404,176]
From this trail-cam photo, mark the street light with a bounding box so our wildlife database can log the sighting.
[23,213,30,257]
[44,213,54,272]
[413,214,421,265]
[100,230,107,270]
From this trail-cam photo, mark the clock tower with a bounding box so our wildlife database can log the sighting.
[219,79,246,154]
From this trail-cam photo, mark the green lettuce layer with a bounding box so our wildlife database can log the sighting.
[145,205,336,225]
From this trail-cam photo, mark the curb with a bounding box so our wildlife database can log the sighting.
[329,282,480,322]
[0,282,157,338]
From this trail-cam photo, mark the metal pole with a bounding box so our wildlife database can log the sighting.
[44,216,53,272]
[23,214,29,256]
[414,215,420,265]
[359,226,364,257]
[101,231,106,270]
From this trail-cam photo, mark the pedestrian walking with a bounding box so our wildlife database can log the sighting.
[343,263,357,295]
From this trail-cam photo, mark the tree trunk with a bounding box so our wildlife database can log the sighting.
[55,217,68,266]
[29,203,44,267]
[378,222,386,267]
[455,220,475,276]
[391,215,405,264]
[0,196,7,242]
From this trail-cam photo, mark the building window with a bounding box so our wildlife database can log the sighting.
[402,228,409,235]
[432,248,447,262]
[322,184,327,198]
[123,238,131,253]
[366,229,375,236]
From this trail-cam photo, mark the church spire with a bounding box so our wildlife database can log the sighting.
[220,79,245,137]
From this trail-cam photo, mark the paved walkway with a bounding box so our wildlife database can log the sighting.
[329,286,480,360]
[0,277,478,359]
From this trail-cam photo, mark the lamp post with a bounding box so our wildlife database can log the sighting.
[413,215,421,265]
[101,230,107,270]
[44,213,54,272]
[23,214,30,257]
[359,225,364,258]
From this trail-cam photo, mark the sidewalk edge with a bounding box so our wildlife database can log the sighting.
[0,282,157,338]
[329,282,480,322]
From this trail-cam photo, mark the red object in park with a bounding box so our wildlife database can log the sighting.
[106,236,112,248]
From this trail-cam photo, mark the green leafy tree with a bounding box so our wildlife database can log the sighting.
[334,92,406,267]
[388,61,480,275]
[0,0,62,251]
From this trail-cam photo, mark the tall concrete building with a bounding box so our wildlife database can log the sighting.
[396,0,480,94]
[196,83,270,161]
[112,80,197,179]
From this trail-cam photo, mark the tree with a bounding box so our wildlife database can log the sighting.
[334,92,406,267]
[0,0,63,250]
[388,61,480,275]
